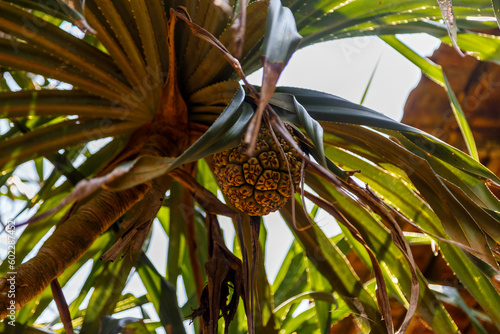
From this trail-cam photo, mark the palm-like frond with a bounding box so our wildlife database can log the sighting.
[1,0,500,333]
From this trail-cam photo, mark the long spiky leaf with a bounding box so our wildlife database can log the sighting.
[0,2,132,96]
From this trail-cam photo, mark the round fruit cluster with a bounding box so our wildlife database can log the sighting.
[212,124,302,216]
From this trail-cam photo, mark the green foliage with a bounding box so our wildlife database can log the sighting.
[1,0,500,333]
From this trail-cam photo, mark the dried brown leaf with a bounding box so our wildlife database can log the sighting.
[347,183,420,334]
[21,163,133,227]
[101,175,171,261]
[213,0,233,16]
[248,216,261,334]
[188,214,246,334]
[244,59,283,155]
[51,279,74,334]
[171,7,256,94]
[231,0,249,59]
[303,190,395,334]
[169,168,238,217]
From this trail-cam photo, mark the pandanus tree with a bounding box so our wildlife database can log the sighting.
[1,0,500,333]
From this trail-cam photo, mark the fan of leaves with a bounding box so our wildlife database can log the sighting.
[0,0,500,333]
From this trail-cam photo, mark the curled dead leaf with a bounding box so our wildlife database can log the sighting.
[21,162,134,227]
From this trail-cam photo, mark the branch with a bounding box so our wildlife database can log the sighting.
[0,183,150,318]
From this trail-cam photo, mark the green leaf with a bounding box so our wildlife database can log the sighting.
[272,241,309,306]
[17,232,115,325]
[492,0,500,28]
[404,232,434,246]
[394,131,500,187]
[245,0,302,153]
[443,30,500,65]
[305,170,458,332]
[308,264,333,334]
[0,39,122,103]
[327,123,497,266]
[381,35,479,161]
[261,0,302,66]
[440,240,500,330]
[442,73,479,160]
[388,132,500,239]
[68,258,106,319]
[279,306,316,334]
[136,253,186,333]
[0,90,147,121]
[99,316,150,334]
[196,158,219,196]
[54,0,95,33]
[436,0,463,55]
[270,92,326,166]
[38,137,127,204]
[360,55,381,105]
[274,86,497,188]
[0,2,130,96]
[274,86,422,133]
[280,200,387,333]
[274,291,335,318]
[34,157,44,182]
[430,285,491,334]
[166,181,186,286]
[320,123,500,330]
[255,223,277,331]
[6,70,36,90]
[0,322,56,334]
[80,256,137,334]
[72,293,151,324]
[0,118,139,174]
[288,0,494,47]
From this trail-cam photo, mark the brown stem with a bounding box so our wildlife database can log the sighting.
[248,216,261,334]
[182,164,204,302]
[0,183,150,318]
[51,278,74,334]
